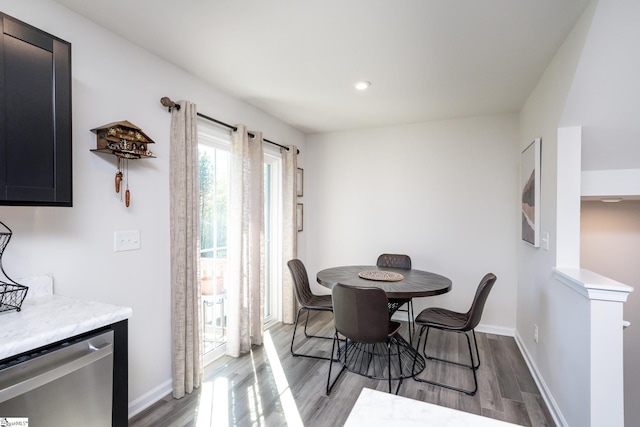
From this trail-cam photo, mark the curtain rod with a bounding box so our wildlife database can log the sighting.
[160,97,297,154]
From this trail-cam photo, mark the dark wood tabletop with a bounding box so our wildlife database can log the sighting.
[316,265,452,299]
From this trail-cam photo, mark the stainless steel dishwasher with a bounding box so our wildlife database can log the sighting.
[0,329,114,426]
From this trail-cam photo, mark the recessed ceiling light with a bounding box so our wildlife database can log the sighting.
[601,197,623,203]
[354,81,371,90]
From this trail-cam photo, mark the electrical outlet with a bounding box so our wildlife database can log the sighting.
[534,324,539,343]
[114,230,141,252]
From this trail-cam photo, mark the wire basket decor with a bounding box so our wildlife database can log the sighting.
[0,221,28,313]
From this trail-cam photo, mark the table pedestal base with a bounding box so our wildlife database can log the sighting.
[337,334,424,381]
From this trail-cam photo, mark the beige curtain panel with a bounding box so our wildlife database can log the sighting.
[169,100,203,398]
[226,124,265,357]
[282,145,298,324]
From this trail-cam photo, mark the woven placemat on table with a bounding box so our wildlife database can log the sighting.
[358,271,404,281]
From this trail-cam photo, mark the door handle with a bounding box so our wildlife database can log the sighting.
[0,343,113,403]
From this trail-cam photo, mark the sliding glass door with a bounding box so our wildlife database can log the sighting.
[198,121,282,364]
[198,126,230,363]
[264,152,282,327]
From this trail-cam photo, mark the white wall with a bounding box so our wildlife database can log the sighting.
[0,0,305,414]
[518,0,640,425]
[581,200,640,426]
[516,0,597,425]
[561,0,640,172]
[305,114,519,331]
[562,2,640,423]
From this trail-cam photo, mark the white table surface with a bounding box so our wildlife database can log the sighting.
[344,387,522,427]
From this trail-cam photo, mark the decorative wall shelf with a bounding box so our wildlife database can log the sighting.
[90,148,156,159]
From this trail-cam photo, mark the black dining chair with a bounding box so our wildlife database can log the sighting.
[376,253,415,342]
[326,283,403,395]
[287,259,334,360]
[411,273,496,395]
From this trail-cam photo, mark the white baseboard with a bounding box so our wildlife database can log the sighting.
[391,311,411,323]
[475,323,515,336]
[513,331,567,427]
[128,378,172,419]
[393,318,516,339]
[450,324,567,426]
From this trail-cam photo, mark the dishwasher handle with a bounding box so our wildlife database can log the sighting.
[0,342,113,404]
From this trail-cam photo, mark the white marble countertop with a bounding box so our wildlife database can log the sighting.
[0,275,132,361]
[344,388,521,427]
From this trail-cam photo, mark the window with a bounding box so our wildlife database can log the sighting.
[198,120,283,364]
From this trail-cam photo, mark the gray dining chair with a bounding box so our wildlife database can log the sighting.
[287,259,334,360]
[376,253,415,342]
[326,283,403,395]
[411,273,496,395]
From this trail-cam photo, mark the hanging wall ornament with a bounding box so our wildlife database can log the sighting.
[125,159,131,207]
[115,157,123,193]
[90,120,156,208]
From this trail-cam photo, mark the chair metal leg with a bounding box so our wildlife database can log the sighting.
[303,309,312,338]
[411,325,428,377]
[470,329,481,369]
[291,307,334,361]
[412,326,480,395]
[303,308,334,340]
[387,341,392,393]
[394,338,403,395]
[290,307,303,355]
[423,328,480,370]
[326,332,347,395]
[407,300,415,345]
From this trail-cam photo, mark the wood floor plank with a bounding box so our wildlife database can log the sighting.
[477,332,506,413]
[500,335,540,394]
[482,398,533,426]
[488,335,525,402]
[129,314,555,426]
[522,392,556,427]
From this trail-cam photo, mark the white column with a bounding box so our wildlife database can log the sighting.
[554,268,633,427]
[556,126,582,268]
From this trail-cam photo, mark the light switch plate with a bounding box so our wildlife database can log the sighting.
[114,230,141,252]
[541,231,549,251]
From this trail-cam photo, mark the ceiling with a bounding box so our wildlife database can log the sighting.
[54,0,589,134]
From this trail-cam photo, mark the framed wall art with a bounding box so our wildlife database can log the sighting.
[521,138,541,247]
[296,168,304,197]
[296,203,303,232]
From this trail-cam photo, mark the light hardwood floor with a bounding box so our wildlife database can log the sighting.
[129,312,555,426]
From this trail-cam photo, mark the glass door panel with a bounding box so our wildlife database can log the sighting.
[199,142,229,360]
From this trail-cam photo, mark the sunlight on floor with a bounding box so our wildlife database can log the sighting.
[194,377,228,427]
[248,349,266,425]
[263,330,304,427]
[196,330,303,426]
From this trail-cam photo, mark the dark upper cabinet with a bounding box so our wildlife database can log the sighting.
[0,13,72,206]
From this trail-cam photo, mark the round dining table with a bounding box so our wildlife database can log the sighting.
[317,265,452,299]
[316,265,452,381]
